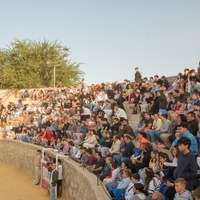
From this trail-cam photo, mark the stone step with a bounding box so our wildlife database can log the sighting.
[123,102,133,114]
[129,121,138,130]
[127,114,140,122]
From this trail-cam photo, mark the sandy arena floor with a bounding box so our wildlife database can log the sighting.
[0,163,55,200]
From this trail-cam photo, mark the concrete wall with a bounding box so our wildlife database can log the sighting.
[0,139,110,200]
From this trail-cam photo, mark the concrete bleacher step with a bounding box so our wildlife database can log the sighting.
[127,114,140,122]
[129,121,138,130]
[123,102,134,114]
[124,100,174,159]
[123,102,140,129]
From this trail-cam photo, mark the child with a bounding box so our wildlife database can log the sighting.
[136,131,149,144]
[144,167,161,197]
[99,157,112,181]
[79,147,89,167]
[124,173,141,200]
[157,152,170,179]
[131,141,143,160]
[111,169,131,200]
[163,146,178,168]
[103,162,119,185]
[55,138,62,151]
[193,186,200,200]
[132,183,151,200]
[174,178,192,200]
[149,149,159,173]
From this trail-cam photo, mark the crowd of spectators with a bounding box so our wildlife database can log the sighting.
[0,66,200,200]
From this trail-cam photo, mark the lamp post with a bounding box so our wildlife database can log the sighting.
[47,61,60,88]
[53,65,56,88]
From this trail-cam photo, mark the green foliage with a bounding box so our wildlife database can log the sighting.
[0,39,84,89]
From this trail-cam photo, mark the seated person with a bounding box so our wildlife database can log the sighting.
[99,157,112,181]
[113,135,135,165]
[136,131,149,144]
[33,128,52,146]
[174,178,192,200]
[192,186,200,200]
[82,129,98,149]
[106,162,129,195]
[110,170,131,199]
[103,162,120,185]
[85,148,95,167]
[131,141,143,159]
[132,183,151,200]
[107,135,121,156]
[87,152,105,175]
[120,173,141,200]
[171,122,198,154]
[144,167,161,197]
[130,143,152,173]
[68,141,78,157]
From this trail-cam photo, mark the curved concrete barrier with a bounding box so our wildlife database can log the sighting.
[0,139,110,200]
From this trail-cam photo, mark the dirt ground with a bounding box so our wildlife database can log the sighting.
[0,163,60,200]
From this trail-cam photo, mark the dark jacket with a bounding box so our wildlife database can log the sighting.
[121,142,135,158]
[173,152,197,190]
[123,125,136,139]
[187,119,199,136]
[51,169,59,187]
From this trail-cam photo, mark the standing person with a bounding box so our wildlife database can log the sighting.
[173,137,197,191]
[57,159,63,198]
[34,149,42,185]
[134,67,142,83]
[49,163,59,200]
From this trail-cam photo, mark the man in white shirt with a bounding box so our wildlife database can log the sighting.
[113,104,127,120]
[81,105,91,121]
[108,135,121,156]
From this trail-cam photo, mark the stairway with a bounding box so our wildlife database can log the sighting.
[123,102,140,129]
[123,101,172,159]
[0,89,42,127]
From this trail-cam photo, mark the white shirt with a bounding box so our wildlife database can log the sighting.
[57,165,63,180]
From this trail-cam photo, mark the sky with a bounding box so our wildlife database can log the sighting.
[1,0,200,85]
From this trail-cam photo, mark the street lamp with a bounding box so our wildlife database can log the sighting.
[47,61,60,87]
[53,65,56,88]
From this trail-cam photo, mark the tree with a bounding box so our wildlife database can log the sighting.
[0,39,84,89]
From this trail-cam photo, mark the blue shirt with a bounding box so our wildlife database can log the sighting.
[172,130,198,153]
